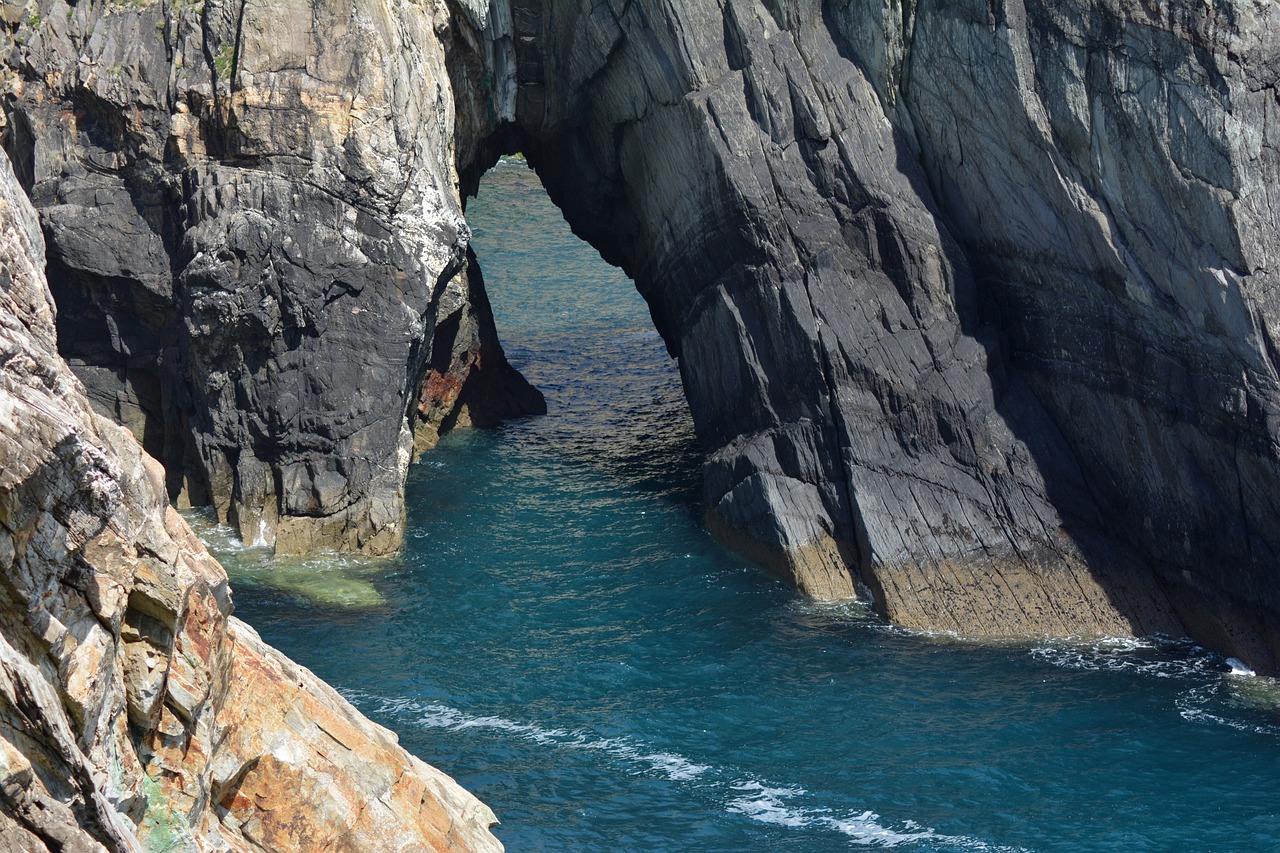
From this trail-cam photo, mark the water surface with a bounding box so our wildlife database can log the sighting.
[210,160,1280,852]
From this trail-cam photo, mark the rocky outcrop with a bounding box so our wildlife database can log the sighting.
[443,0,1280,670]
[414,247,546,454]
[0,0,540,556]
[4,0,1279,671]
[0,148,500,850]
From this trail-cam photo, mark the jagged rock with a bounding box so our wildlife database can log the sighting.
[0,147,501,850]
[415,247,546,454]
[446,0,1280,670]
[0,0,540,556]
[4,0,1280,673]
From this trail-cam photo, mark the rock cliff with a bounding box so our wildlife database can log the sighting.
[454,0,1280,670]
[3,0,1279,673]
[0,147,500,850]
[0,0,541,557]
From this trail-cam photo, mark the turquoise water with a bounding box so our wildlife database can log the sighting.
[213,160,1280,852]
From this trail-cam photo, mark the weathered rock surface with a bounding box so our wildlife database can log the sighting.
[0,0,540,556]
[0,148,500,851]
[5,0,1280,673]
[444,0,1280,670]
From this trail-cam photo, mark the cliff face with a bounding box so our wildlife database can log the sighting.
[848,0,1280,665]
[457,0,1279,669]
[0,148,501,850]
[0,0,540,556]
[4,0,1279,671]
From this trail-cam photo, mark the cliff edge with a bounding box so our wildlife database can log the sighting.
[0,146,500,851]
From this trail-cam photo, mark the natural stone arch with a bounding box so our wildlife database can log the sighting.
[5,0,1279,674]
[450,0,1280,671]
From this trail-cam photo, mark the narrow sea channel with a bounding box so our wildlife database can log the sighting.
[200,160,1280,852]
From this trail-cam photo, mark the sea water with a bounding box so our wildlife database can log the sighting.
[207,160,1280,852]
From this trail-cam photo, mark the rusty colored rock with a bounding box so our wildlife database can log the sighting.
[0,147,501,851]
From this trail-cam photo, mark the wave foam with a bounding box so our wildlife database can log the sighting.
[358,693,712,782]
[1028,636,1216,680]
[1031,638,1280,738]
[347,690,1022,850]
[725,780,1023,850]
[1225,657,1256,677]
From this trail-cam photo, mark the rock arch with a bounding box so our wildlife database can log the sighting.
[5,0,1279,672]
[451,0,1280,671]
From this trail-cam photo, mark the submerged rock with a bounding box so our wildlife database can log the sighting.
[0,148,501,850]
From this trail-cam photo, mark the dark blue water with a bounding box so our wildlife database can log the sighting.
[203,160,1280,852]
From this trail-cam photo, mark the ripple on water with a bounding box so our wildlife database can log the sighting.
[182,508,390,607]
[210,161,1280,853]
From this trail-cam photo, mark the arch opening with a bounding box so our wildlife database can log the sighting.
[450,155,703,508]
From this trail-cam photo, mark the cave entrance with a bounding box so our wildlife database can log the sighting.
[455,156,702,504]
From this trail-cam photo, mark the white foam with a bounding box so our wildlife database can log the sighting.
[1029,636,1215,680]
[1225,657,1256,677]
[725,780,1024,850]
[251,518,272,548]
[355,692,712,783]
[725,780,810,828]
[347,689,1024,850]
[1176,681,1280,736]
[1030,642,1280,738]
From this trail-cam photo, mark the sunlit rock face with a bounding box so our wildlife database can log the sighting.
[0,0,540,557]
[445,0,1280,671]
[4,0,1280,672]
[0,147,502,851]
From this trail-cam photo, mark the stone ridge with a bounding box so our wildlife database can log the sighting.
[462,0,1280,672]
[0,147,501,851]
[0,0,540,557]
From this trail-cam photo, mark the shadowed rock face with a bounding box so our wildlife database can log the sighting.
[0,146,502,851]
[4,0,1279,671]
[446,0,1280,670]
[860,0,1280,667]
[1,0,541,556]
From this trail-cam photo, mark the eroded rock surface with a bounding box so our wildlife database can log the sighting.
[0,0,540,556]
[0,148,500,851]
[4,0,1280,672]
[446,0,1280,670]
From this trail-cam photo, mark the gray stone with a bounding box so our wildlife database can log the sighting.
[452,0,1280,671]
[1,0,541,556]
[4,0,1280,675]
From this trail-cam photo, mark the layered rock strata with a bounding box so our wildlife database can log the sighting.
[0,0,540,556]
[449,0,1280,670]
[0,148,501,851]
[4,0,1280,673]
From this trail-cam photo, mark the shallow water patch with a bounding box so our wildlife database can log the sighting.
[182,509,390,607]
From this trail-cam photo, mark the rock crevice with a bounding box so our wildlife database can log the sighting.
[4,0,1280,672]
[0,145,502,850]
